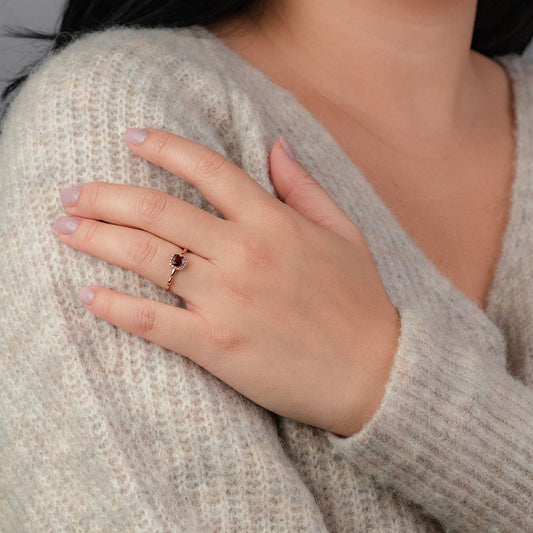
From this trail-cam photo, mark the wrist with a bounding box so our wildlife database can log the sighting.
[334,304,401,438]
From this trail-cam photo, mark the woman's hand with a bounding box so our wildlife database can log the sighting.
[55,128,401,437]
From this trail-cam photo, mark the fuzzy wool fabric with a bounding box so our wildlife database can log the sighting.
[1,26,533,532]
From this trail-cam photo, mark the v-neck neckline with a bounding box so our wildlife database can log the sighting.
[196,26,529,321]
[477,55,528,317]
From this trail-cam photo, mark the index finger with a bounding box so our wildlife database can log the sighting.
[124,128,279,222]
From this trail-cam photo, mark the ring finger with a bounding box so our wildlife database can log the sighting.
[55,215,216,305]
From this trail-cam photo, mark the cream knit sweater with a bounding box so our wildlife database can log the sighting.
[1,26,533,532]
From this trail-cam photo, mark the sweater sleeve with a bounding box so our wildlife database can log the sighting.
[326,304,533,532]
[0,28,328,531]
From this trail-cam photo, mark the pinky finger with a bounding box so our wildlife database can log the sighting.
[78,286,205,360]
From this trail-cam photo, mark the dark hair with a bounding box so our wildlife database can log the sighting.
[2,0,533,106]
[0,1,267,107]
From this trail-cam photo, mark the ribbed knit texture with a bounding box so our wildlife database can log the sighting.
[1,26,533,532]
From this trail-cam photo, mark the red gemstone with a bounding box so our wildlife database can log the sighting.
[170,253,187,270]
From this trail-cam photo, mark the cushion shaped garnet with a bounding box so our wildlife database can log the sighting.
[170,253,187,270]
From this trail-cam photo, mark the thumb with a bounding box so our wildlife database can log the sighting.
[270,136,358,239]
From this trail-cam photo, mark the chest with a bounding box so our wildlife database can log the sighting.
[347,139,516,313]
[375,175,511,312]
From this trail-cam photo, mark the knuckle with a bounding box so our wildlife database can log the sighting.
[271,206,303,236]
[253,198,281,223]
[80,221,100,248]
[285,179,319,212]
[84,181,106,211]
[130,304,158,334]
[203,320,244,354]
[194,150,227,181]
[309,211,339,232]
[99,291,116,322]
[126,233,159,269]
[150,134,175,161]
[231,234,274,271]
[217,270,253,304]
[137,189,169,223]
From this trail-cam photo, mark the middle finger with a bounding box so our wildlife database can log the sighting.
[62,181,231,260]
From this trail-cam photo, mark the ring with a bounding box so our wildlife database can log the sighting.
[165,249,188,292]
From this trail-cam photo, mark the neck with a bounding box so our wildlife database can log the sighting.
[210,0,507,156]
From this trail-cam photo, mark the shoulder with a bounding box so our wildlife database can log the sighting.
[2,26,237,134]
[0,25,275,200]
[0,25,274,176]
[14,25,231,88]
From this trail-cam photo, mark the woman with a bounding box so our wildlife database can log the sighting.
[1,0,533,530]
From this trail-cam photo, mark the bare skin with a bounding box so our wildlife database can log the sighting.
[55,0,517,436]
[209,0,517,312]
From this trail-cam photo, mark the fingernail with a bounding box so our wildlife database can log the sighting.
[60,187,81,206]
[124,128,149,145]
[55,216,79,234]
[78,287,94,305]
[280,135,298,160]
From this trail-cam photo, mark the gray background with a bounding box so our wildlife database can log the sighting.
[0,0,65,86]
[1,0,533,87]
